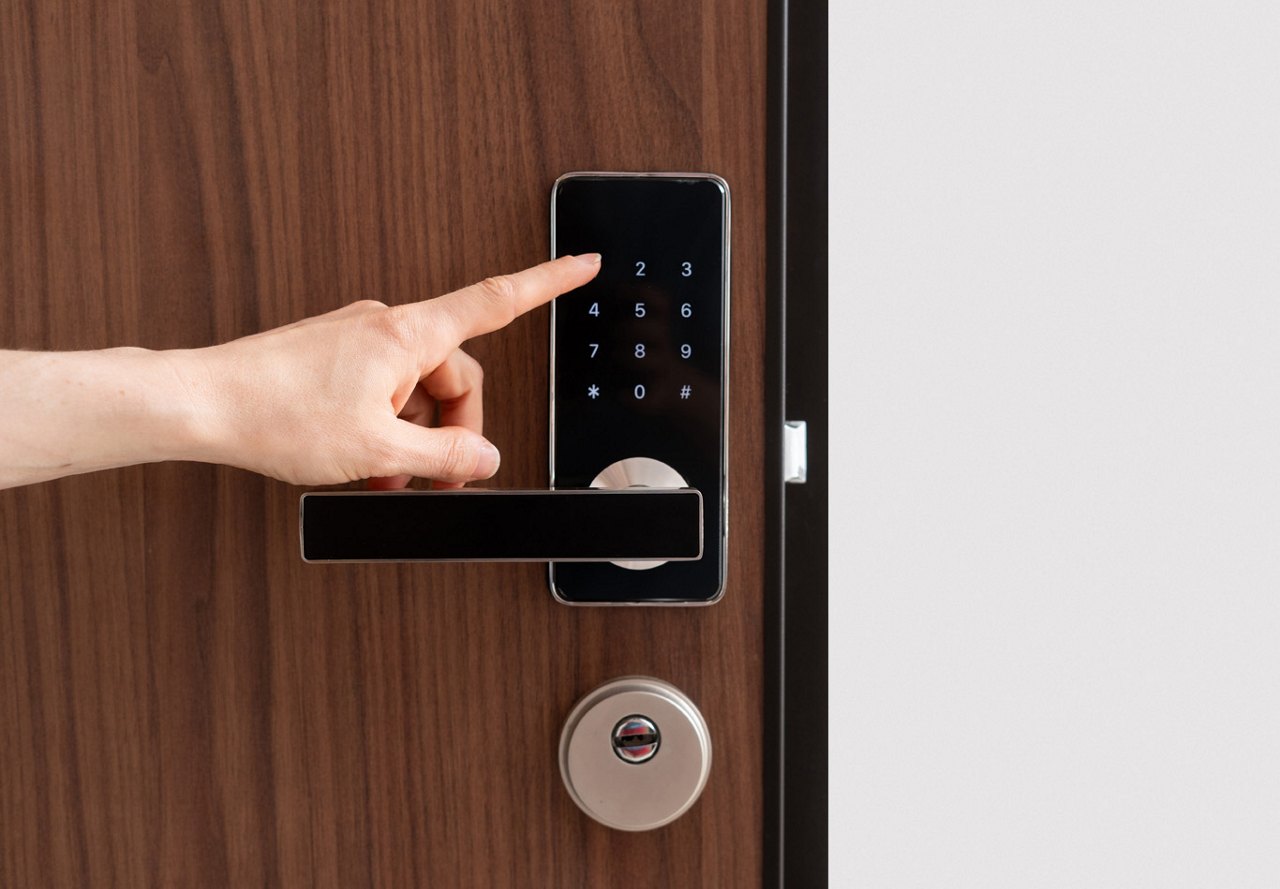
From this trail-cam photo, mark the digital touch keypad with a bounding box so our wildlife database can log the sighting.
[550,173,730,604]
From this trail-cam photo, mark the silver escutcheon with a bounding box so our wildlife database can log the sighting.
[560,676,712,831]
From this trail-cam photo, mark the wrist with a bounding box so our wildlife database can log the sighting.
[143,346,233,466]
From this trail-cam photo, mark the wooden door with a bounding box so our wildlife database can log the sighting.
[0,1,766,885]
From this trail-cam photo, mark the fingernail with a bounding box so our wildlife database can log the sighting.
[574,252,602,265]
[474,441,500,479]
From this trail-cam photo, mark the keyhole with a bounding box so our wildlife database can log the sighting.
[611,715,661,764]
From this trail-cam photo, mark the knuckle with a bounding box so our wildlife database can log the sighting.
[375,305,417,351]
[476,276,518,325]
[361,429,403,477]
[478,275,516,303]
[352,298,387,311]
[437,435,478,479]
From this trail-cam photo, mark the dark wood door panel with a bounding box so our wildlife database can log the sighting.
[0,1,765,886]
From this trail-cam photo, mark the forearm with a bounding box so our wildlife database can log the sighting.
[0,257,596,491]
[0,348,211,489]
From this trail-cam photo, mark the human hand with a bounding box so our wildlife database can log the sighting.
[178,254,601,488]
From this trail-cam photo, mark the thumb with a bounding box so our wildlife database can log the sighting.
[376,421,501,484]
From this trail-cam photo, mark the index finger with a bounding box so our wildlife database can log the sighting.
[424,253,602,346]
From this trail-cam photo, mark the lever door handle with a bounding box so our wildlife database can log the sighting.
[300,487,702,563]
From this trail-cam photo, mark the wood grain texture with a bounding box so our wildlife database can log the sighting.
[0,1,767,886]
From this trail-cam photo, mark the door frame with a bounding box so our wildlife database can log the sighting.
[765,0,829,885]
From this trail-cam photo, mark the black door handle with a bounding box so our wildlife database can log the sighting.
[300,487,702,563]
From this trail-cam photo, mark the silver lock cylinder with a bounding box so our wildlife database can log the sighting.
[559,676,712,831]
[612,715,661,763]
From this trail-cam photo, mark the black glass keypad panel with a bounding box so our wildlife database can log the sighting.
[550,174,728,603]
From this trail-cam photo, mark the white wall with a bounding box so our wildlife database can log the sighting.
[829,2,1280,885]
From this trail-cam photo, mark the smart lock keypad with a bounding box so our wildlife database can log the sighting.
[550,174,729,604]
